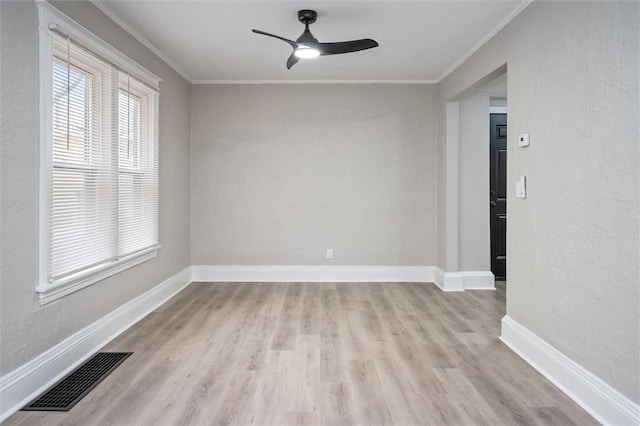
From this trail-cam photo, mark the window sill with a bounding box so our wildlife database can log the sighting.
[36,246,160,305]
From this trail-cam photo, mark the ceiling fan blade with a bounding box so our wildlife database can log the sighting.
[286,53,300,69]
[318,39,379,56]
[252,29,297,49]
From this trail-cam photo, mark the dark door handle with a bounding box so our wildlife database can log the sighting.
[490,201,497,207]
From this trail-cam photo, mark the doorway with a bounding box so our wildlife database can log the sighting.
[442,66,507,291]
[490,113,507,280]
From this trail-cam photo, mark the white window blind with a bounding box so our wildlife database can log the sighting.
[117,74,159,258]
[45,30,159,291]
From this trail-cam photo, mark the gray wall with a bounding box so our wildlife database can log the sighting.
[458,91,491,271]
[0,1,191,375]
[191,84,438,266]
[438,1,639,403]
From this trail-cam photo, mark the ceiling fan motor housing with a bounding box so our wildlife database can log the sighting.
[298,10,317,25]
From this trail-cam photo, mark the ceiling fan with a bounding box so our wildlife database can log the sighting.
[252,10,379,69]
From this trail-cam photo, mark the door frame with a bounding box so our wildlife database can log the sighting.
[442,64,508,289]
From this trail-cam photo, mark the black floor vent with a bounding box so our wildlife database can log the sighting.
[22,352,132,412]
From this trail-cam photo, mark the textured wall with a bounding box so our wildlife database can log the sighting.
[458,91,491,271]
[191,84,438,266]
[0,1,191,375]
[438,1,639,403]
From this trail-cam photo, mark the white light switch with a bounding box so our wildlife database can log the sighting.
[518,133,530,147]
[516,176,527,198]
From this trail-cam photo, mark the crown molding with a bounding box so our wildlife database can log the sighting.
[89,0,533,85]
[191,79,438,85]
[89,0,192,82]
[437,0,533,82]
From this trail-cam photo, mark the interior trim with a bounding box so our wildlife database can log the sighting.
[89,0,534,85]
[89,0,191,81]
[36,249,159,306]
[460,271,496,290]
[0,267,192,423]
[501,315,640,426]
[191,80,438,85]
[2,269,632,424]
[433,268,465,292]
[436,0,534,81]
[191,265,436,283]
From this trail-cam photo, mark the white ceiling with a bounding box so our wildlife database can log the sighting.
[94,0,530,83]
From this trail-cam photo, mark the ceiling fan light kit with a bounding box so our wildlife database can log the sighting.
[294,45,320,59]
[252,9,379,69]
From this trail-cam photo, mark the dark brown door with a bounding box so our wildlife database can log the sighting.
[490,114,507,280]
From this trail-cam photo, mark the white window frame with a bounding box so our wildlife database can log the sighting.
[37,1,161,305]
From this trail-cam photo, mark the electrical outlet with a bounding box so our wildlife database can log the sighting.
[326,249,333,259]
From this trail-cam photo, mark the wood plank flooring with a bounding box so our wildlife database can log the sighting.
[5,282,596,426]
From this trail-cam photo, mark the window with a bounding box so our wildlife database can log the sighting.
[37,3,160,304]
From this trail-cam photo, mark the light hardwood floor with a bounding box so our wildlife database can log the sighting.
[6,282,596,426]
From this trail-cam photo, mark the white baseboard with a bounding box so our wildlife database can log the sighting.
[437,271,465,292]
[501,315,640,426]
[191,265,435,284]
[0,267,192,423]
[433,268,464,291]
[3,269,634,425]
[460,271,495,290]
[434,268,495,291]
